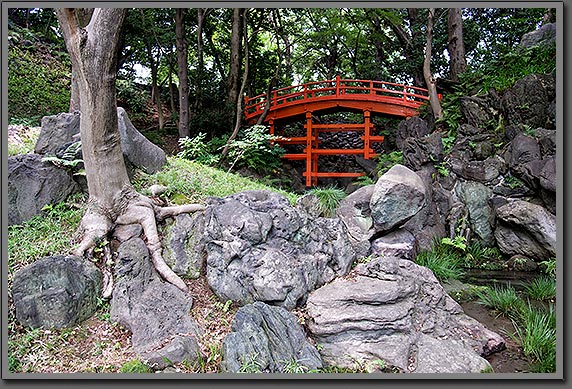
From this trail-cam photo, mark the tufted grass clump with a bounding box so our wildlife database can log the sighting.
[306,186,346,217]
[522,276,556,302]
[474,284,526,319]
[414,239,465,283]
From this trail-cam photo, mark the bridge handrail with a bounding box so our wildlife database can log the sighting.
[244,76,434,119]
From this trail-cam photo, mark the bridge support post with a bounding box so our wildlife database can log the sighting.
[305,112,313,187]
[364,110,371,159]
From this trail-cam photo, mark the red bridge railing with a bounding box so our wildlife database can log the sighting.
[244,76,433,122]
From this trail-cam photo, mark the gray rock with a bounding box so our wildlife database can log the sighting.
[370,164,426,233]
[450,155,506,183]
[8,154,80,225]
[369,229,417,260]
[539,156,556,193]
[33,109,166,174]
[501,73,556,129]
[306,257,504,373]
[110,238,201,370]
[494,200,556,260]
[12,255,101,329]
[204,190,356,310]
[456,181,494,246]
[336,185,375,257]
[221,302,322,373]
[295,193,323,218]
[460,96,497,129]
[402,132,444,171]
[34,111,81,155]
[395,116,430,150]
[161,212,205,279]
[520,23,556,49]
[116,107,166,174]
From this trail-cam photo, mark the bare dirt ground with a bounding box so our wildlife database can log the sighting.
[461,300,532,373]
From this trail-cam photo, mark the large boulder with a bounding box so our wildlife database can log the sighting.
[220,302,322,373]
[370,164,427,233]
[520,22,556,49]
[395,116,430,150]
[116,107,166,174]
[110,238,201,370]
[401,132,444,171]
[456,181,495,246]
[494,200,556,260]
[306,257,504,373]
[8,154,80,225]
[12,255,101,329]
[34,111,81,155]
[33,108,166,174]
[501,73,556,129]
[335,185,375,257]
[204,190,356,310]
[369,228,418,260]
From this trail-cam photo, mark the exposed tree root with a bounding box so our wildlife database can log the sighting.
[74,187,205,295]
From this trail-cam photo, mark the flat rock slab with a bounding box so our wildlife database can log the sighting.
[12,255,101,329]
[306,257,504,373]
[221,302,322,373]
[110,237,201,370]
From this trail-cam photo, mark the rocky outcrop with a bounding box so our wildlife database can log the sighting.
[8,153,80,225]
[12,255,101,329]
[306,257,504,373]
[494,200,556,260]
[204,190,356,310]
[161,212,205,279]
[520,22,556,49]
[34,111,81,155]
[110,238,201,370]
[221,302,322,373]
[370,164,427,233]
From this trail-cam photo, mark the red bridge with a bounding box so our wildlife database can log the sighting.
[244,76,434,186]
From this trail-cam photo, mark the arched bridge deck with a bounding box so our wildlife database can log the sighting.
[243,76,435,186]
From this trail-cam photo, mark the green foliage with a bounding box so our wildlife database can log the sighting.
[414,239,465,282]
[522,276,556,301]
[354,175,374,187]
[134,156,299,205]
[504,174,525,189]
[463,242,504,270]
[512,304,556,373]
[8,126,41,156]
[8,38,71,124]
[119,359,152,373]
[226,125,286,174]
[116,79,149,112]
[474,284,526,318]
[436,90,463,132]
[280,358,311,374]
[307,186,347,217]
[41,141,85,175]
[441,236,467,252]
[375,151,403,176]
[238,353,263,373]
[8,195,85,278]
[434,162,450,177]
[178,132,222,166]
[461,43,556,94]
[539,258,556,278]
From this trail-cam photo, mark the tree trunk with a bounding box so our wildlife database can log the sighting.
[175,9,190,138]
[56,8,203,294]
[408,8,426,87]
[228,8,244,121]
[141,10,164,130]
[194,8,206,111]
[447,8,467,82]
[423,8,442,120]
[220,10,249,162]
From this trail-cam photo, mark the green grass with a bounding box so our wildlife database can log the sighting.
[134,156,300,205]
[306,186,347,217]
[522,276,556,301]
[414,240,465,282]
[474,284,526,318]
[119,359,152,373]
[8,194,85,279]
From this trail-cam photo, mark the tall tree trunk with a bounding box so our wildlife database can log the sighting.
[68,8,94,112]
[194,8,206,111]
[221,10,249,162]
[228,8,244,121]
[408,8,426,87]
[56,8,203,294]
[447,8,467,82]
[175,9,190,138]
[423,8,442,120]
[141,10,164,130]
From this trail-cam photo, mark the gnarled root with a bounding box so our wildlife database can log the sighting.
[73,190,205,295]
